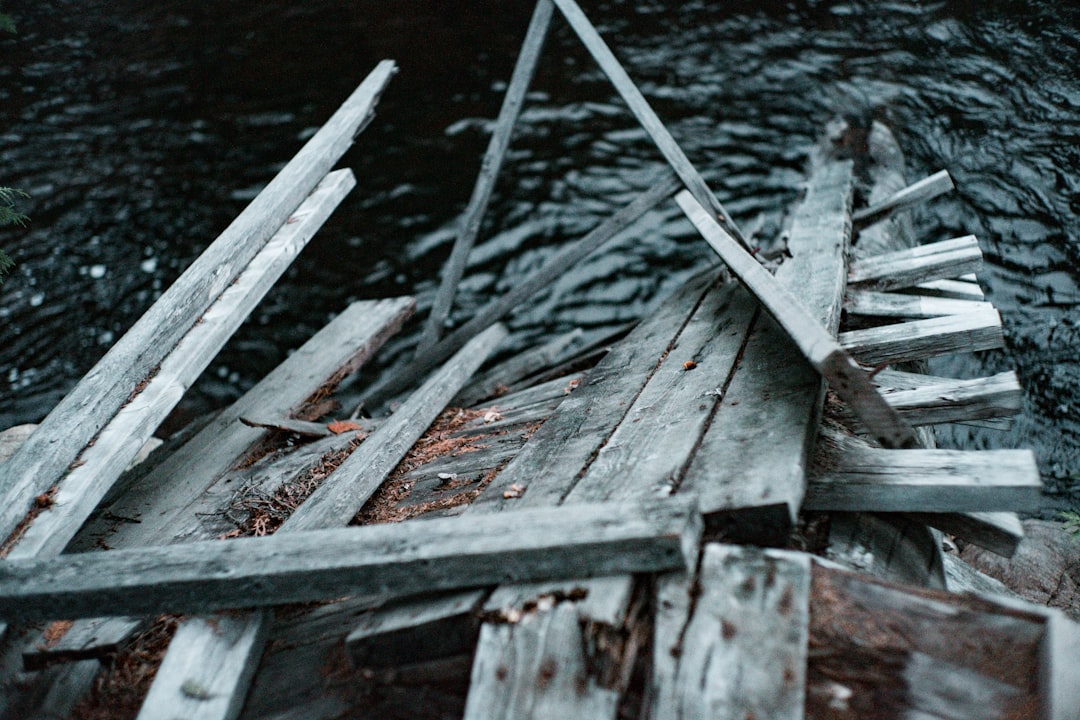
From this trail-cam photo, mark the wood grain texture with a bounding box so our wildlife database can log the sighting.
[677,189,918,450]
[880,371,1022,426]
[909,277,986,300]
[650,545,811,720]
[806,447,1042,512]
[453,328,583,407]
[418,0,554,352]
[845,288,993,319]
[848,235,982,291]
[839,307,1004,366]
[852,169,954,226]
[823,512,947,589]
[5,170,358,562]
[0,499,701,623]
[906,511,1024,559]
[0,63,395,547]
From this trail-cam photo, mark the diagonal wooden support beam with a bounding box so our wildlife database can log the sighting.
[676,189,918,449]
[550,0,746,246]
[852,169,954,227]
[419,0,555,352]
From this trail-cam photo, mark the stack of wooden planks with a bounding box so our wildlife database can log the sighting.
[0,3,1075,719]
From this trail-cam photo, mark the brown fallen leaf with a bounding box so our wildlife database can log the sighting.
[327,420,363,435]
[683,360,698,371]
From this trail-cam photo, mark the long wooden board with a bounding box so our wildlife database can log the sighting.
[4,169,358,563]
[0,499,702,623]
[0,63,396,547]
[848,235,983,291]
[852,168,954,227]
[806,447,1042,512]
[845,288,993,319]
[839,307,1004,366]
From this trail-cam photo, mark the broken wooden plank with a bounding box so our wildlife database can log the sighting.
[908,277,985,300]
[418,0,555,352]
[880,371,1022,426]
[452,328,583,407]
[823,513,946,589]
[844,288,993,319]
[550,0,745,244]
[806,447,1042,513]
[848,235,983,291]
[852,169,954,227]
[677,188,918,450]
[366,174,678,407]
[906,511,1024,559]
[4,169,360,563]
[839,307,1004,366]
[651,545,811,720]
[347,592,487,668]
[0,498,702,623]
[0,63,396,548]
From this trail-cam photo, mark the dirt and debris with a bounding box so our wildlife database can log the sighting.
[0,484,59,558]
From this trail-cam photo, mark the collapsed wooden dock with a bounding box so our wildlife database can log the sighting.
[1,2,1077,719]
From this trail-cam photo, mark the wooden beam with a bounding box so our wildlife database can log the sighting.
[907,277,985,300]
[365,174,678,407]
[0,62,396,547]
[136,323,505,717]
[880,371,1022,426]
[676,189,918,449]
[418,0,554,352]
[905,511,1024,559]
[0,499,702,624]
[453,328,583,407]
[346,592,487,668]
[651,545,811,720]
[806,447,1042,512]
[845,288,993,319]
[848,235,982,291]
[852,169,954,227]
[550,0,745,245]
[839,307,1004,366]
[3,169,359,563]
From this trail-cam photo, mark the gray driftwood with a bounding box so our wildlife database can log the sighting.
[848,235,983,292]
[845,288,993,319]
[839,307,1004,366]
[0,499,701,623]
[0,63,395,548]
[852,168,954,227]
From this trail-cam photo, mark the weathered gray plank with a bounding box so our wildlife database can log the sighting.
[1042,609,1080,720]
[453,328,583,407]
[473,271,717,511]
[839,307,1004,366]
[848,235,983,291]
[464,603,620,719]
[880,371,1022,426]
[651,545,811,720]
[806,447,1042,512]
[4,170,359,563]
[823,512,947,589]
[568,281,758,502]
[418,0,554,352]
[677,189,918,449]
[905,511,1024,559]
[137,324,507,719]
[852,169,954,227]
[367,175,677,407]
[845,288,993,319]
[0,499,701,623]
[550,0,745,244]
[909,277,985,300]
[0,63,396,548]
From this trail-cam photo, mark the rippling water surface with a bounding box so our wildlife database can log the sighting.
[2,1,1078,510]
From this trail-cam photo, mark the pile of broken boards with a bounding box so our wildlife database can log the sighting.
[0,95,1077,720]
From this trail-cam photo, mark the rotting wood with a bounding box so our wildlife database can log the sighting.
[0,498,702,624]
[136,324,507,719]
[677,188,918,450]
[550,0,745,245]
[651,545,811,720]
[806,447,1042,513]
[848,235,982,292]
[839,307,1004,366]
[0,62,396,549]
[418,0,555,353]
[844,288,993,319]
[852,169,954,227]
[807,561,1045,720]
[365,174,678,408]
[2,170,360,564]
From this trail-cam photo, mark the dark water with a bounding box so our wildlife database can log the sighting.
[2,1,1078,512]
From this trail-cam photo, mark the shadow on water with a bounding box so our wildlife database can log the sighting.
[1,0,1078,512]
